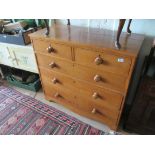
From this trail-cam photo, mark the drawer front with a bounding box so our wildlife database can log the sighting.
[76,95,119,123]
[74,64,127,92]
[33,39,72,60]
[42,80,76,107]
[75,48,132,75]
[74,78,123,111]
[39,67,75,90]
[36,53,73,75]
[39,68,123,110]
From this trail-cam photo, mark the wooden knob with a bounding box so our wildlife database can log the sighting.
[52,78,57,84]
[94,75,102,82]
[49,62,56,68]
[94,56,103,65]
[46,45,55,53]
[54,92,60,98]
[92,92,99,99]
[91,108,96,114]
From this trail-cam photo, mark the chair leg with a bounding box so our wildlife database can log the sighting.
[44,19,50,36]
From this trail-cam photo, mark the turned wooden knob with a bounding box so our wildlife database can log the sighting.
[54,92,60,98]
[92,92,99,99]
[52,78,57,84]
[94,75,102,82]
[91,108,96,114]
[49,62,56,68]
[46,45,55,53]
[94,56,103,65]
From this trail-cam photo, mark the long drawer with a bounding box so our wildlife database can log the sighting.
[74,64,127,92]
[39,67,123,111]
[37,53,127,92]
[74,48,132,76]
[33,39,72,60]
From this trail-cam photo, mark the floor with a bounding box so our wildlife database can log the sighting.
[1,79,130,134]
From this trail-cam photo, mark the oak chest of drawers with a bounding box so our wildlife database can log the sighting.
[30,24,144,130]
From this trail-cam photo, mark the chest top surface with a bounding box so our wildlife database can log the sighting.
[29,24,144,57]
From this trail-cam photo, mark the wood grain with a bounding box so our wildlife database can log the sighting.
[30,24,144,130]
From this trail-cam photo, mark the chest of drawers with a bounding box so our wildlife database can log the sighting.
[30,24,144,130]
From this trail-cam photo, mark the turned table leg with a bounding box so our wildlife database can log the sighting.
[115,19,132,49]
[115,19,126,49]
[44,19,50,36]
[44,19,70,36]
[127,19,132,34]
[67,19,70,25]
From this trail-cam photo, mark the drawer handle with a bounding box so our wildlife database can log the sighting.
[91,108,97,114]
[46,45,55,53]
[54,92,60,98]
[49,62,56,68]
[94,56,103,65]
[92,92,99,99]
[52,78,58,84]
[94,75,102,82]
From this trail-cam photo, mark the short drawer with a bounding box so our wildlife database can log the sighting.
[36,53,74,75]
[39,68,123,110]
[32,39,72,60]
[74,48,132,76]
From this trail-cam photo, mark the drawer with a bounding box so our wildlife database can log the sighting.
[74,64,127,92]
[32,39,72,60]
[76,95,119,123]
[74,48,132,75]
[75,79,123,110]
[39,67,75,91]
[36,53,74,75]
[39,68,123,110]
[42,80,76,108]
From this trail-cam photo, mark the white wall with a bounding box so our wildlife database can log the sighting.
[55,19,155,37]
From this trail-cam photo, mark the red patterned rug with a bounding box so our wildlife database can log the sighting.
[0,86,117,135]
